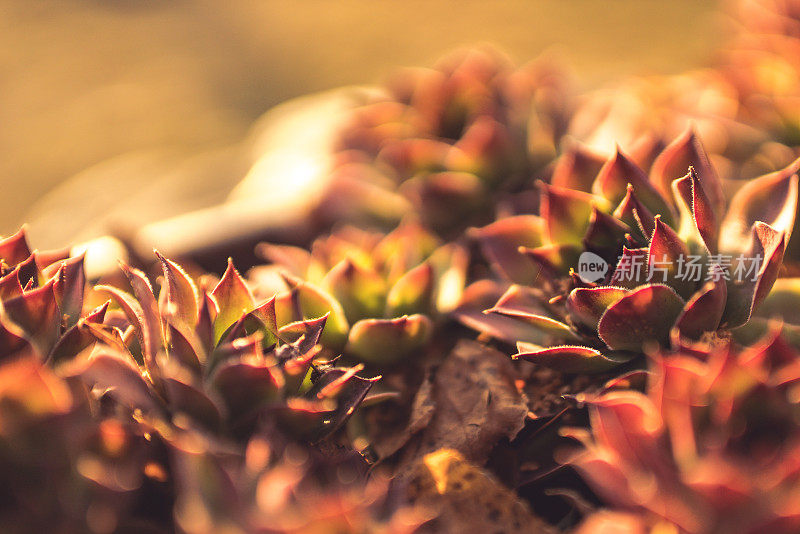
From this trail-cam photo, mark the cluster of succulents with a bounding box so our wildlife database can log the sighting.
[0,228,405,532]
[249,220,467,366]
[15,2,800,531]
[78,251,379,443]
[458,129,799,377]
[315,47,573,237]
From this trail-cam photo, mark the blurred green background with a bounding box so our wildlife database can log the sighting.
[1,0,722,241]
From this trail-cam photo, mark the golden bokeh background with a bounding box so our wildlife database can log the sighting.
[1,0,722,247]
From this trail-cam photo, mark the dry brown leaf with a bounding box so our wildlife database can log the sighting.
[399,339,529,467]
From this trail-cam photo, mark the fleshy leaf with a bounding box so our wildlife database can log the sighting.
[270,398,335,440]
[95,284,159,368]
[612,183,656,240]
[671,170,712,254]
[723,222,787,328]
[211,259,256,344]
[167,322,203,373]
[162,376,223,431]
[120,263,162,367]
[225,297,280,350]
[719,158,799,254]
[0,315,34,361]
[647,215,695,298]
[305,368,377,440]
[0,227,32,266]
[470,215,544,285]
[399,171,486,233]
[346,315,432,365]
[514,342,630,373]
[551,143,606,193]
[196,293,217,352]
[321,258,387,322]
[211,359,284,422]
[52,254,85,329]
[374,222,439,284]
[650,127,724,218]
[276,314,328,354]
[583,207,630,255]
[277,278,349,350]
[36,248,71,275]
[753,278,800,325]
[672,168,718,254]
[65,350,158,412]
[519,243,582,276]
[255,243,312,278]
[385,261,434,317]
[452,280,550,345]
[566,286,628,331]
[0,358,72,415]
[593,148,673,223]
[446,115,513,179]
[0,266,24,300]
[672,274,727,342]
[540,182,598,245]
[156,251,200,328]
[486,285,577,340]
[2,278,60,357]
[50,301,109,363]
[597,283,685,351]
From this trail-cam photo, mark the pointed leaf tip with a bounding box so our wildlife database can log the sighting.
[211,258,255,344]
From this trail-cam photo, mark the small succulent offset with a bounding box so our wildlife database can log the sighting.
[0,227,98,363]
[251,221,467,366]
[70,252,376,443]
[317,47,572,237]
[458,129,799,373]
[570,329,800,534]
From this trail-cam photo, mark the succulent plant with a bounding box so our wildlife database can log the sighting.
[570,328,800,533]
[457,129,799,373]
[251,221,468,366]
[66,252,376,443]
[0,226,94,363]
[315,47,572,237]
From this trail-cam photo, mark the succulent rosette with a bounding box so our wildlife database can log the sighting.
[251,221,468,366]
[571,329,800,533]
[66,252,376,443]
[316,47,572,237]
[457,129,799,373]
[0,227,93,363]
